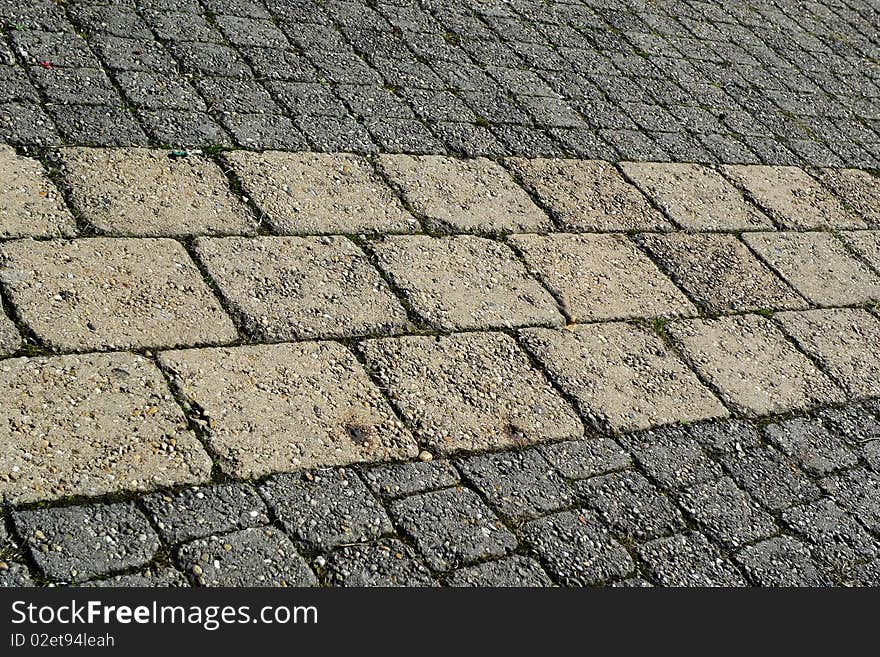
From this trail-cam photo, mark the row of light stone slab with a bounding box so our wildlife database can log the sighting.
[0,147,879,506]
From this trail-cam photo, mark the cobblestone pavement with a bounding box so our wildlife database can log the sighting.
[1,0,880,589]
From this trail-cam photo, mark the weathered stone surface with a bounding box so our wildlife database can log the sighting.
[539,438,631,481]
[359,332,583,454]
[361,460,460,500]
[370,234,563,331]
[0,301,21,356]
[60,148,255,236]
[194,235,409,340]
[839,230,880,272]
[0,145,75,238]
[224,151,419,234]
[378,154,551,233]
[504,158,670,231]
[510,233,695,321]
[723,446,822,512]
[0,238,237,352]
[0,352,211,503]
[637,532,747,587]
[763,417,859,477]
[813,168,880,227]
[621,161,773,230]
[446,556,553,587]
[668,314,845,416]
[782,499,879,570]
[521,323,726,432]
[618,425,724,490]
[159,342,418,478]
[322,539,437,587]
[743,231,880,306]
[83,566,189,587]
[734,537,828,586]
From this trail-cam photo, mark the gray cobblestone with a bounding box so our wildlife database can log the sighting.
[820,469,880,534]
[782,499,879,571]
[734,536,828,586]
[722,447,822,512]
[446,556,553,587]
[618,426,724,490]
[83,566,188,588]
[321,540,437,587]
[764,417,859,477]
[361,460,460,500]
[637,532,747,587]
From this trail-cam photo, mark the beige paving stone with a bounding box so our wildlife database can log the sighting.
[813,168,880,227]
[59,147,255,237]
[776,308,880,399]
[520,323,728,433]
[509,232,695,321]
[0,352,212,504]
[158,342,418,478]
[370,234,563,330]
[359,332,583,454]
[224,151,419,235]
[720,164,865,229]
[503,157,671,231]
[194,235,410,340]
[620,161,773,231]
[637,232,806,313]
[377,154,551,233]
[0,145,76,238]
[839,230,880,272]
[667,314,845,416]
[0,300,21,356]
[0,238,237,352]
[742,231,880,306]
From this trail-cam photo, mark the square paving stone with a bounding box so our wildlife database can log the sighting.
[520,509,634,586]
[764,417,859,477]
[142,483,269,545]
[734,536,828,586]
[295,114,376,154]
[13,503,159,583]
[618,425,724,490]
[364,117,445,155]
[193,76,277,113]
[742,231,880,306]
[782,499,879,571]
[520,323,727,433]
[637,532,747,587]
[637,233,806,313]
[90,36,176,72]
[377,155,551,234]
[816,404,880,473]
[820,468,880,534]
[361,460,460,500]
[0,101,59,146]
[11,30,99,69]
[539,438,632,480]
[0,237,237,352]
[389,487,517,571]
[0,145,76,238]
[220,113,308,150]
[722,446,822,512]
[359,332,583,454]
[115,71,205,111]
[446,556,553,587]
[620,162,773,230]
[0,352,212,503]
[503,158,671,231]
[369,235,563,331]
[194,236,409,340]
[721,164,865,229]
[688,419,763,456]
[47,104,149,147]
[29,66,118,105]
[158,342,418,478]
[260,468,393,551]
[457,449,574,521]
[839,231,880,272]
[224,151,418,235]
[510,233,695,322]
[177,527,316,587]
[83,566,189,588]
[667,314,845,416]
[59,148,255,237]
[676,476,778,549]
[812,168,880,227]
[575,471,685,541]
[137,110,230,148]
[322,539,437,587]
[776,308,880,399]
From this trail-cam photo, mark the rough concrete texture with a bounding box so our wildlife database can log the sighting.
[194,235,410,340]
[0,237,237,352]
[520,323,727,432]
[370,235,563,330]
[637,532,746,587]
[776,308,880,399]
[510,233,695,322]
[446,556,553,587]
[668,314,845,416]
[0,300,21,356]
[360,332,583,454]
[621,162,773,231]
[734,537,828,586]
[504,158,670,231]
[812,168,880,227]
[59,147,255,236]
[637,232,806,313]
[743,231,880,306]
[0,145,76,238]
[721,165,865,230]
[224,151,419,235]
[839,231,880,273]
[158,342,418,478]
[322,539,437,587]
[0,352,211,503]
[378,154,551,234]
